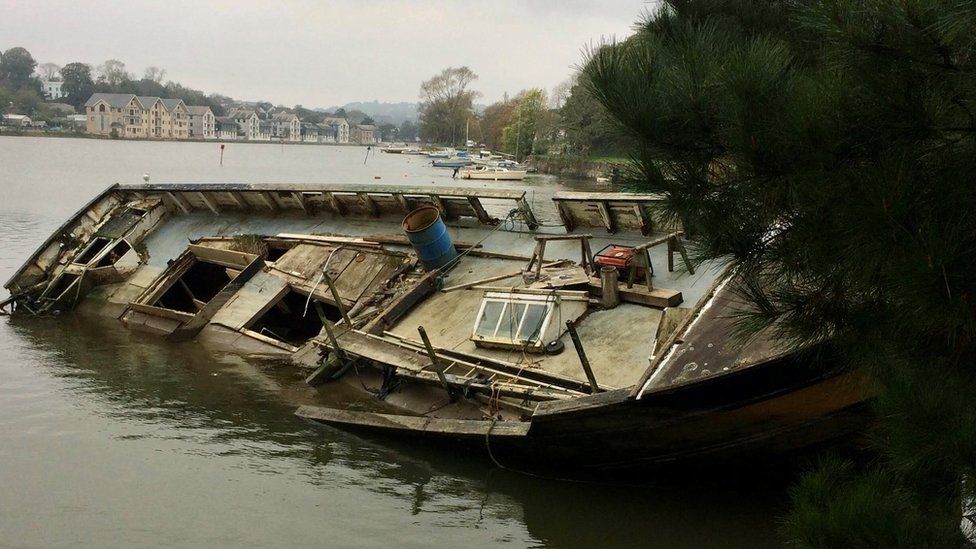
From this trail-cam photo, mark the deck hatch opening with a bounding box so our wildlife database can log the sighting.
[245,289,340,346]
[43,272,81,300]
[154,260,232,313]
[74,237,111,265]
[95,239,132,268]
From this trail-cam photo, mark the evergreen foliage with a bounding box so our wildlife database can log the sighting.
[584,0,976,545]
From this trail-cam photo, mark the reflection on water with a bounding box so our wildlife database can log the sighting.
[0,137,785,548]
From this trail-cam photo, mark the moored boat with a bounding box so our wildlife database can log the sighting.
[461,166,527,181]
[432,158,474,168]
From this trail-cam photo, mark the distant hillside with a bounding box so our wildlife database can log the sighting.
[321,100,488,126]
[323,101,418,125]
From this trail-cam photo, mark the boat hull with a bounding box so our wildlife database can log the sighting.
[298,351,871,474]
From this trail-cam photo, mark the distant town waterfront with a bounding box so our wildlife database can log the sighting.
[0,136,786,548]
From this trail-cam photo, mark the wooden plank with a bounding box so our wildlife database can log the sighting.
[188,244,256,268]
[553,191,666,202]
[364,270,439,335]
[123,183,528,201]
[534,233,594,241]
[126,301,195,322]
[332,251,399,303]
[295,406,531,437]
[587,279,683,308]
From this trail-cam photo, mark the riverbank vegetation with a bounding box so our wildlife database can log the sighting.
[415,65,629,175]
[584,1,976,546]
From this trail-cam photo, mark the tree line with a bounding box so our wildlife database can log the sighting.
[584,1,976,547]
[416,66,627,159]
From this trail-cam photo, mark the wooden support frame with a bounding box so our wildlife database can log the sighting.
[198,192,221,215]
[393,193,411,213]
[227,191,250,210]
[164,191,192,215]
[258,191,280,212]
[324,192,345,214]
[525,234,596,278]
[596,201,614,233]
[466,197,493,224]
[357,192,379,216]
[291,192,310,215]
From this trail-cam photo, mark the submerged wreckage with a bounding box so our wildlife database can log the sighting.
[2,183,869,472]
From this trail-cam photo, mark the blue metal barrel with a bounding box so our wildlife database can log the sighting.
[402,206,457,271]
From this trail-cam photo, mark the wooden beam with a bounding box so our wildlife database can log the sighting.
[324,192,345,214]
[466,197,493,224]
[565,320,601,393]
[227,191,250,210]
[587,279,683,308]
[441,261,565,292]
[597,201,614,233]
[555,201,575,232]
[418,326,457,400]
[517,197,539,230]
[258,191,280,212]
[393,193,411,213]
[198,192,221,215]
[357,192,379,216]
[292,192,310,215]
[534,233,594,241]
[633,204,651,235]
[430,195,452,220]
[164,191,192,214]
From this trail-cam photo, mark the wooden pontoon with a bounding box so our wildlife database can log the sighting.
[2,183,870,473]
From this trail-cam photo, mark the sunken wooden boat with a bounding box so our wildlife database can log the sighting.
[1,183,870,473]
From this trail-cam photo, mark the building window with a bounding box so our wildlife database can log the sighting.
[99,105,105,112]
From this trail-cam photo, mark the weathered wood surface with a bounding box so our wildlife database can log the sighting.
[587,279,683,308]
[296,405,530,437]
[364,271,439,335]
[120,183,528,200]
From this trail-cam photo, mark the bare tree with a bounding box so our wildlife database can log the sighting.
[97,59,131,87]
[37,62,61,80]
[418,66,480,144]
[550,76,576,109]
[143,66,166,83]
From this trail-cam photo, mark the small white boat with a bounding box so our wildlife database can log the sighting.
[460,166,528,181]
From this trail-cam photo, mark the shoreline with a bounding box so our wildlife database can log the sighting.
[0,130,375,147]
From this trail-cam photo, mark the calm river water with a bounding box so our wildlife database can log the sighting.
[0,136,785,548]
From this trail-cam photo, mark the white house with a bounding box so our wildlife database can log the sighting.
[187,106,216,139]
[226,108,260,140]
[42,80,64,100]
[271,112,302,141]
[2,114,32,127]
[322,117,349,143]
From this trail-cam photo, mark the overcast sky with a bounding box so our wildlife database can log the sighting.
[0,1,653,108]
